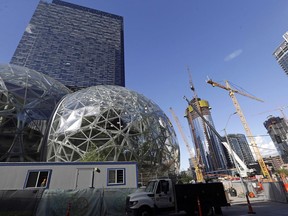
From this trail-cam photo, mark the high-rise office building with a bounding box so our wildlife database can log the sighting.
[221,136,234,169]
[264,155,284,171]
[273,32,288,76]
[226,134,255,165]
[185,98,227,173]
[11,0,125,91]
[264,116,288,163]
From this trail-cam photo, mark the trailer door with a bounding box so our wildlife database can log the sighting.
[75,168,93,189]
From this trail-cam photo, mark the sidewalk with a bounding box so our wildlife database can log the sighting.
[227,192,266,205]
[222,201,288,216]
[222,192,288,216]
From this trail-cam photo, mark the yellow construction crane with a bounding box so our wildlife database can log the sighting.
[258,105,288,120]
[207,79,272,181]
[169,107,204,182]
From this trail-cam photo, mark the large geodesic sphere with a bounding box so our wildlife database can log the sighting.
[47,85,180,177]
[0,64,71,162]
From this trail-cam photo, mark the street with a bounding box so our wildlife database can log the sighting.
[161,192,288,216]
[222,201,288,216]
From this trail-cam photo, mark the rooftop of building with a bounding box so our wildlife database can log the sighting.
[50,0,123,20]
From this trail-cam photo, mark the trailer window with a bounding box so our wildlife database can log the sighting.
[25,170,51,188]
[107,168,125,185]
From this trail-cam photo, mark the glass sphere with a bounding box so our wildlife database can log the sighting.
[47,85,180,177]
[0,64,71,161]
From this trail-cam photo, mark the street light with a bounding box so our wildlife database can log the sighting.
[224,112,237,131]
[223,113,255,214]
[90,167,101,188]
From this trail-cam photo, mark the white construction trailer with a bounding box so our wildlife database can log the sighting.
[0,161,138,190]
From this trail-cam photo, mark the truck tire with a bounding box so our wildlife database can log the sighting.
[137,206,153,216]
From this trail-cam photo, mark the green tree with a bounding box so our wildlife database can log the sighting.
[178,171,193,184]
[276,168,288,180]
[81,149,106,162]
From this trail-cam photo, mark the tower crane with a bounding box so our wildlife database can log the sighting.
[206,79,272,181]
[258,105,288,120]
[169,107,204,182]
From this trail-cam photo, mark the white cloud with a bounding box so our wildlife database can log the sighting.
[250,136,278,159]
[224,49,243,61]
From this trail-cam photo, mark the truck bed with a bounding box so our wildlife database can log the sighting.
[175,182,230,215]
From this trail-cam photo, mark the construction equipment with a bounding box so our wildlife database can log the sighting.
[183,96,255,178]
[258,105,288,120]
[169,107,204,182]
[206,79,272,181]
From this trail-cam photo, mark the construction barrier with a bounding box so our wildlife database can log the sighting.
[262,181,288,203]
[0,189,44,216]
[0,188,136,216]
[284,183,288,192]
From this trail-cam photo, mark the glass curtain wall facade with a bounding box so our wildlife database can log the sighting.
[273,32,288,76]
[227,134,255,165]
[185,98,227,173]
[264,116,288,163]
[10,0,125,91]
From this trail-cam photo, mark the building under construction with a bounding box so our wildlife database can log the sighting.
[185,98,227,174]
[264,116,288,163]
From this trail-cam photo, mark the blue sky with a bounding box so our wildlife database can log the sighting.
[0,0,288,170]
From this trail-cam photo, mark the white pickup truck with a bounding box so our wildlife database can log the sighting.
[125,177,229,216]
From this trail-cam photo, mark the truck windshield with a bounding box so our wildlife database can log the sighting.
[145,181,156,192]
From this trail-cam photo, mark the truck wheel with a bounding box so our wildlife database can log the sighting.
[137,206,152,216]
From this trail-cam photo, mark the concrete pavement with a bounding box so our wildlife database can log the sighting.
[159,192,288,215]
[222,201,288,216]
[222,193,288,216]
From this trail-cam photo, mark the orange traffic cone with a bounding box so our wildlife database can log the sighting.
[245,194,256,214]
[248,192,255,198]
[197,196,203,216]
[66,202,71,216]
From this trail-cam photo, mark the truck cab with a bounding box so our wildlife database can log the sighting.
[126,178,175,216]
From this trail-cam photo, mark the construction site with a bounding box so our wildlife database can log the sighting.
[169,69,288,210]
[0,1,288,215]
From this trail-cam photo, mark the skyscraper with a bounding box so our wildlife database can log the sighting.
[185,98,227,173]
[273,32,288,76]
[264,116,288,163]
[226,134,255,165]
[11,0,125,91]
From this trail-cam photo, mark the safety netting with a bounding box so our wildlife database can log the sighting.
[36,188,136,216]
[0,189,44,216]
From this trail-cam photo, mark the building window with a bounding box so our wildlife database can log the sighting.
[24,170,51,188]
[107,168,125,185]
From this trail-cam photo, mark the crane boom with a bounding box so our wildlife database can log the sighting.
[258,105,288,120]
[169,107,204,182]
[206,79,272,181]
[207,79,264,102]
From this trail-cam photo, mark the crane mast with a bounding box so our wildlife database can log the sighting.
[207,79,272,181]
[169,107,204,182]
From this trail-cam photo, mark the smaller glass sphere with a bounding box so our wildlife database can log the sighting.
[0,64,71,162]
